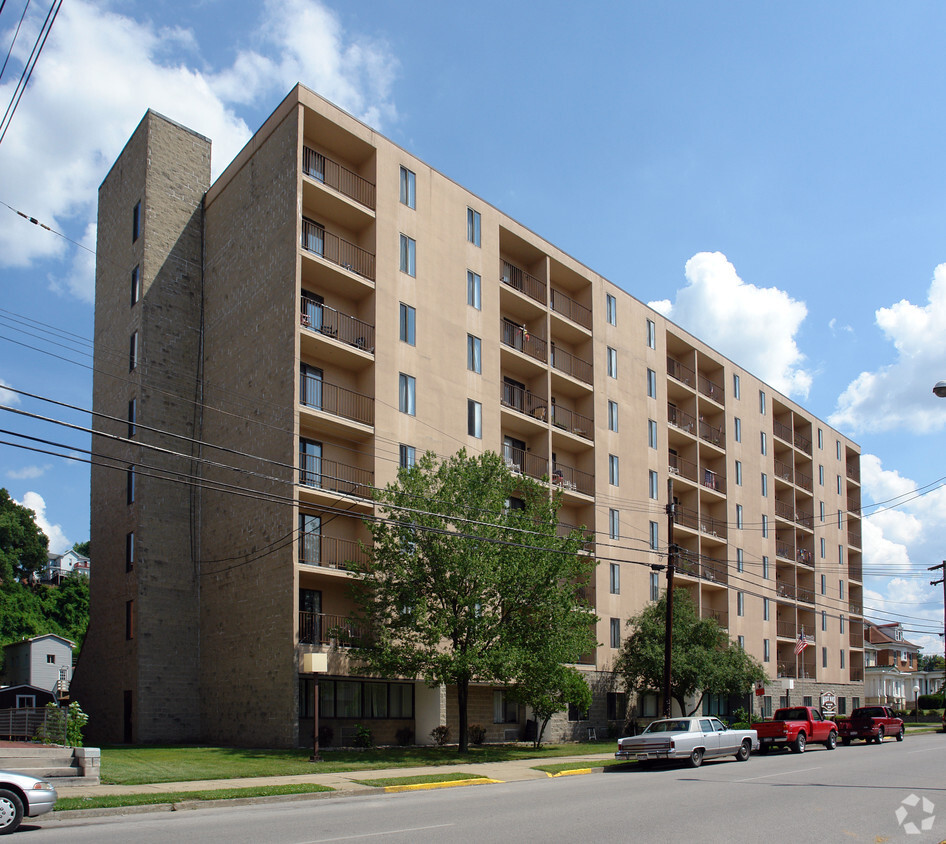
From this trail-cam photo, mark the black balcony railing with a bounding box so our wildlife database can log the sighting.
[551,345,593,385]
[702,607,729,628]
[551,461,594,496]
[501,260,546,304]
[302,147,376,210]
[299,452,374,498]
[298,534,367,571]
[501,382,547,419]
[697,373,724,404]
[773,419,793,444]
[794,431,812,455]
[301,295,374,352]
[550,288,592,329]
[669,452,698,483]
[698,418,725,448]
[775,500,794,521]
[667,403,696,435]
[667,356,695,386]
[503,446,548,482]
[501,319,547,363]
[774,458,794,484]
[301,218,375,280]
[300,371,374,426]
[550,404,593,439]
[299,611,370,646]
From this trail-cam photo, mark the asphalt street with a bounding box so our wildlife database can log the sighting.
[26,733,946,843]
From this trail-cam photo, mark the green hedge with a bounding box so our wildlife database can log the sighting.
[918,694,944,710]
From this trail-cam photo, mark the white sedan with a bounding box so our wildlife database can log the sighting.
[0,769,57,834]
[615,716,759,768]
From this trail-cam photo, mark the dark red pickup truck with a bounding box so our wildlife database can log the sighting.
[836,706,904,744]
[754,706,839,753]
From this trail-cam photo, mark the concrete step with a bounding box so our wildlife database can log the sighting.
[1,754,74,767]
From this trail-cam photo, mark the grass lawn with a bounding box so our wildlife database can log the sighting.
[352,772,487,787]
[56,783,333,811]
[100,742,616,785]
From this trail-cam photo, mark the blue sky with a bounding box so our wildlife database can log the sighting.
[0,0,944,652]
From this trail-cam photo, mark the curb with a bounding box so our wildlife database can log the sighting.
[381,777,503,793]
[545,767,594,778]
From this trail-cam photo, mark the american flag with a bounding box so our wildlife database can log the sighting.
[794,630,809,655]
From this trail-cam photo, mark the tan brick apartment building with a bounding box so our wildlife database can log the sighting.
[73,85,865,747]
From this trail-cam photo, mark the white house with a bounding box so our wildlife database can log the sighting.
[1,634,76,695]
[43,549,90,584]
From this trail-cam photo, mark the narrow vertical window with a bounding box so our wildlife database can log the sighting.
[399,166,416,208]
[737,592,745,616]
[467,399,482,438]
[649,521,659,550]
[467,270,481,310]
[818,428,824,449]
[646,369,657,398]
[399,303,416,345]
[762,515,768,537]
[738,635,745,650]
[609,563,620,595]
[762,555,769,579]
[398,373,416,415]
[764,639,770,662]
[607,347,617,378]
[608,401,618,432]
[606,294,617,326]
[646,318,656,349]
[399,444,416,469]
[820,501,825,522]
[820,538,826,558]
[126,600,135,640]
[836,440,842,460]
[736,505,743,529]
[821,574,826,595]
[736,548,744,573]
[610,618,621,648]
[650,572,659,601]
[761,473,767,497]
[609,509,620,540]
[129,331,138,371]
[760,432,767,456]
[399,234,416,276]
[837,474,842,494]
[759,390,766,414]
[819,465,824,485]
[763,597,770,620]
[822,611,827,631]
[839,579,844,598]
[126,465,135,504]
[734,418,742,442]
[648,470,658,500]
[467,208,481,246]
[840,615,845,633]
[127,397,136,438]
[125,531,134,572]
[467,335,482,373]
[735,461,742,486]
[130,265,140,306]
[647,419,657,449]
[838,544,844,564]
[733,373,740,399]
[609,454,619,486]
[840,649,845,669]
[132,200,140,242]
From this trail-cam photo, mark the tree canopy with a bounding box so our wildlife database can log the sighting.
[350,449,597,752]
[614,588,766,716]
[0,488,48,584]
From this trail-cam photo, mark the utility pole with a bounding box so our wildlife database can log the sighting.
[662,478,676,718]
[931,561,945,695]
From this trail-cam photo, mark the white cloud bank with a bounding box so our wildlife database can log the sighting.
[649,252,812,399]
[15,491,70,554]
[830,263,946,435]
[0,0,399,300]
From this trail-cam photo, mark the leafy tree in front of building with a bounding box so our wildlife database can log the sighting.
[615,588,766,717]
[511,662,592,748]
[350,449,597,753]
[0,488,49,583]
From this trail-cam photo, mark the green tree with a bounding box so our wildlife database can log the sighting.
[511,663,592,748]
[918,654,944,673]
[72,541,90,558]
[0,488,49,583]
[45,574,90,647]
[350,449,597,753]
[615,588,766,716]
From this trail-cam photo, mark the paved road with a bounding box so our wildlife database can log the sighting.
[29,734,946,843]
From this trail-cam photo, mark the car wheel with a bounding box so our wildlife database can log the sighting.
[0,789,24,835]
[688,748,703,768]
[842,737,851,746]
[876,727,885,744]
[758,744,770,755]
[825,730,837,750]
[792,732,806,753]
[735,739,751,762]
[896,725,905,742]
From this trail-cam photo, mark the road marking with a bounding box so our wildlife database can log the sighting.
[309,823,455,842]
[734,766,821,782]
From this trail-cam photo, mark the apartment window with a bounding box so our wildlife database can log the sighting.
[399,303,416,345]
[609,563,620,595]
[840,649,845,669]
[399,234,416,276]
[399,166,416,208]
[127,397,136,437]
[822,610,827,631]
[760,432,767,456]
[820,501,825,522]
[132,200,140,242]
[607,347,617,378]
[648,470,658,500]
[609,509,620,540]
[126,599,134,640]
[762,555,769,579]
[822,646,828,668]
[398,373,416,415]
[609,454,619,486]
[836,440,842,460]
[606,294,617,325]
[819,465,824,486]
[607,692,627,722]
[763,598,770,621]
[820,538,826,558]
[466,270,483,311]
[129,331,138,371]
[735,461,742,486]
[467,399,481,438]
[839,579,844,598]
[610,618,621,648]
[736,505,743,529]
[608,401,618,432]
[837,510,843,529]
[125,531,134,572]
[649,521,659,550]
[464,206,481,246]
[821,575,826,595]
[733,373,741,399]
[399,444,416,469]
[761,473,768,497]
[130,265,140,306]
[759,390,766,414]
[736,548,744,573]
[840,615,845,634]
[647,419,657,449]
[737,592,745,617]
[838,544,844,564]
[734,418,742,442]
[738,635,745,650]
[646,368,657,398]
[646,318,656,349]
[126,465,135,504]
[764,639,770,662]
[467,334,482,373]
[650,571,659,601]
[761,515,768,538]
[836,474,843,495]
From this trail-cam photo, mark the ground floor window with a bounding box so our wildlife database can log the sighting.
[299,678,414,720]
[838,697,847,715]
[606,692,627,721]
[567,702,589,722]
[493,690,518,723]
[640,694,658,717]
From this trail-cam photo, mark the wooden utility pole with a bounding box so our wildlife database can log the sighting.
[931,561,945,695]
[662,478,676,717]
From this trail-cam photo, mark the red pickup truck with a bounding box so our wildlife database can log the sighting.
[836,706,904,744]
[754,706,839,753]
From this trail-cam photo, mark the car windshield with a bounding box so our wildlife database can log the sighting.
[643,720,691,733]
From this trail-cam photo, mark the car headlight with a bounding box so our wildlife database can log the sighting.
[32,782,53,790]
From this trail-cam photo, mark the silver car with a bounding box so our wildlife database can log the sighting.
[0,770,57,834]
[615,716,759,768]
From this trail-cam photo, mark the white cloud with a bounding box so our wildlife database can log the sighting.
[14,491,70,553]
[0,0,399,293]
[647,252,812,399]
[830,263,946,434]
[828,317,853,335]
[6,465,51,480]
[0,379,20,406]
